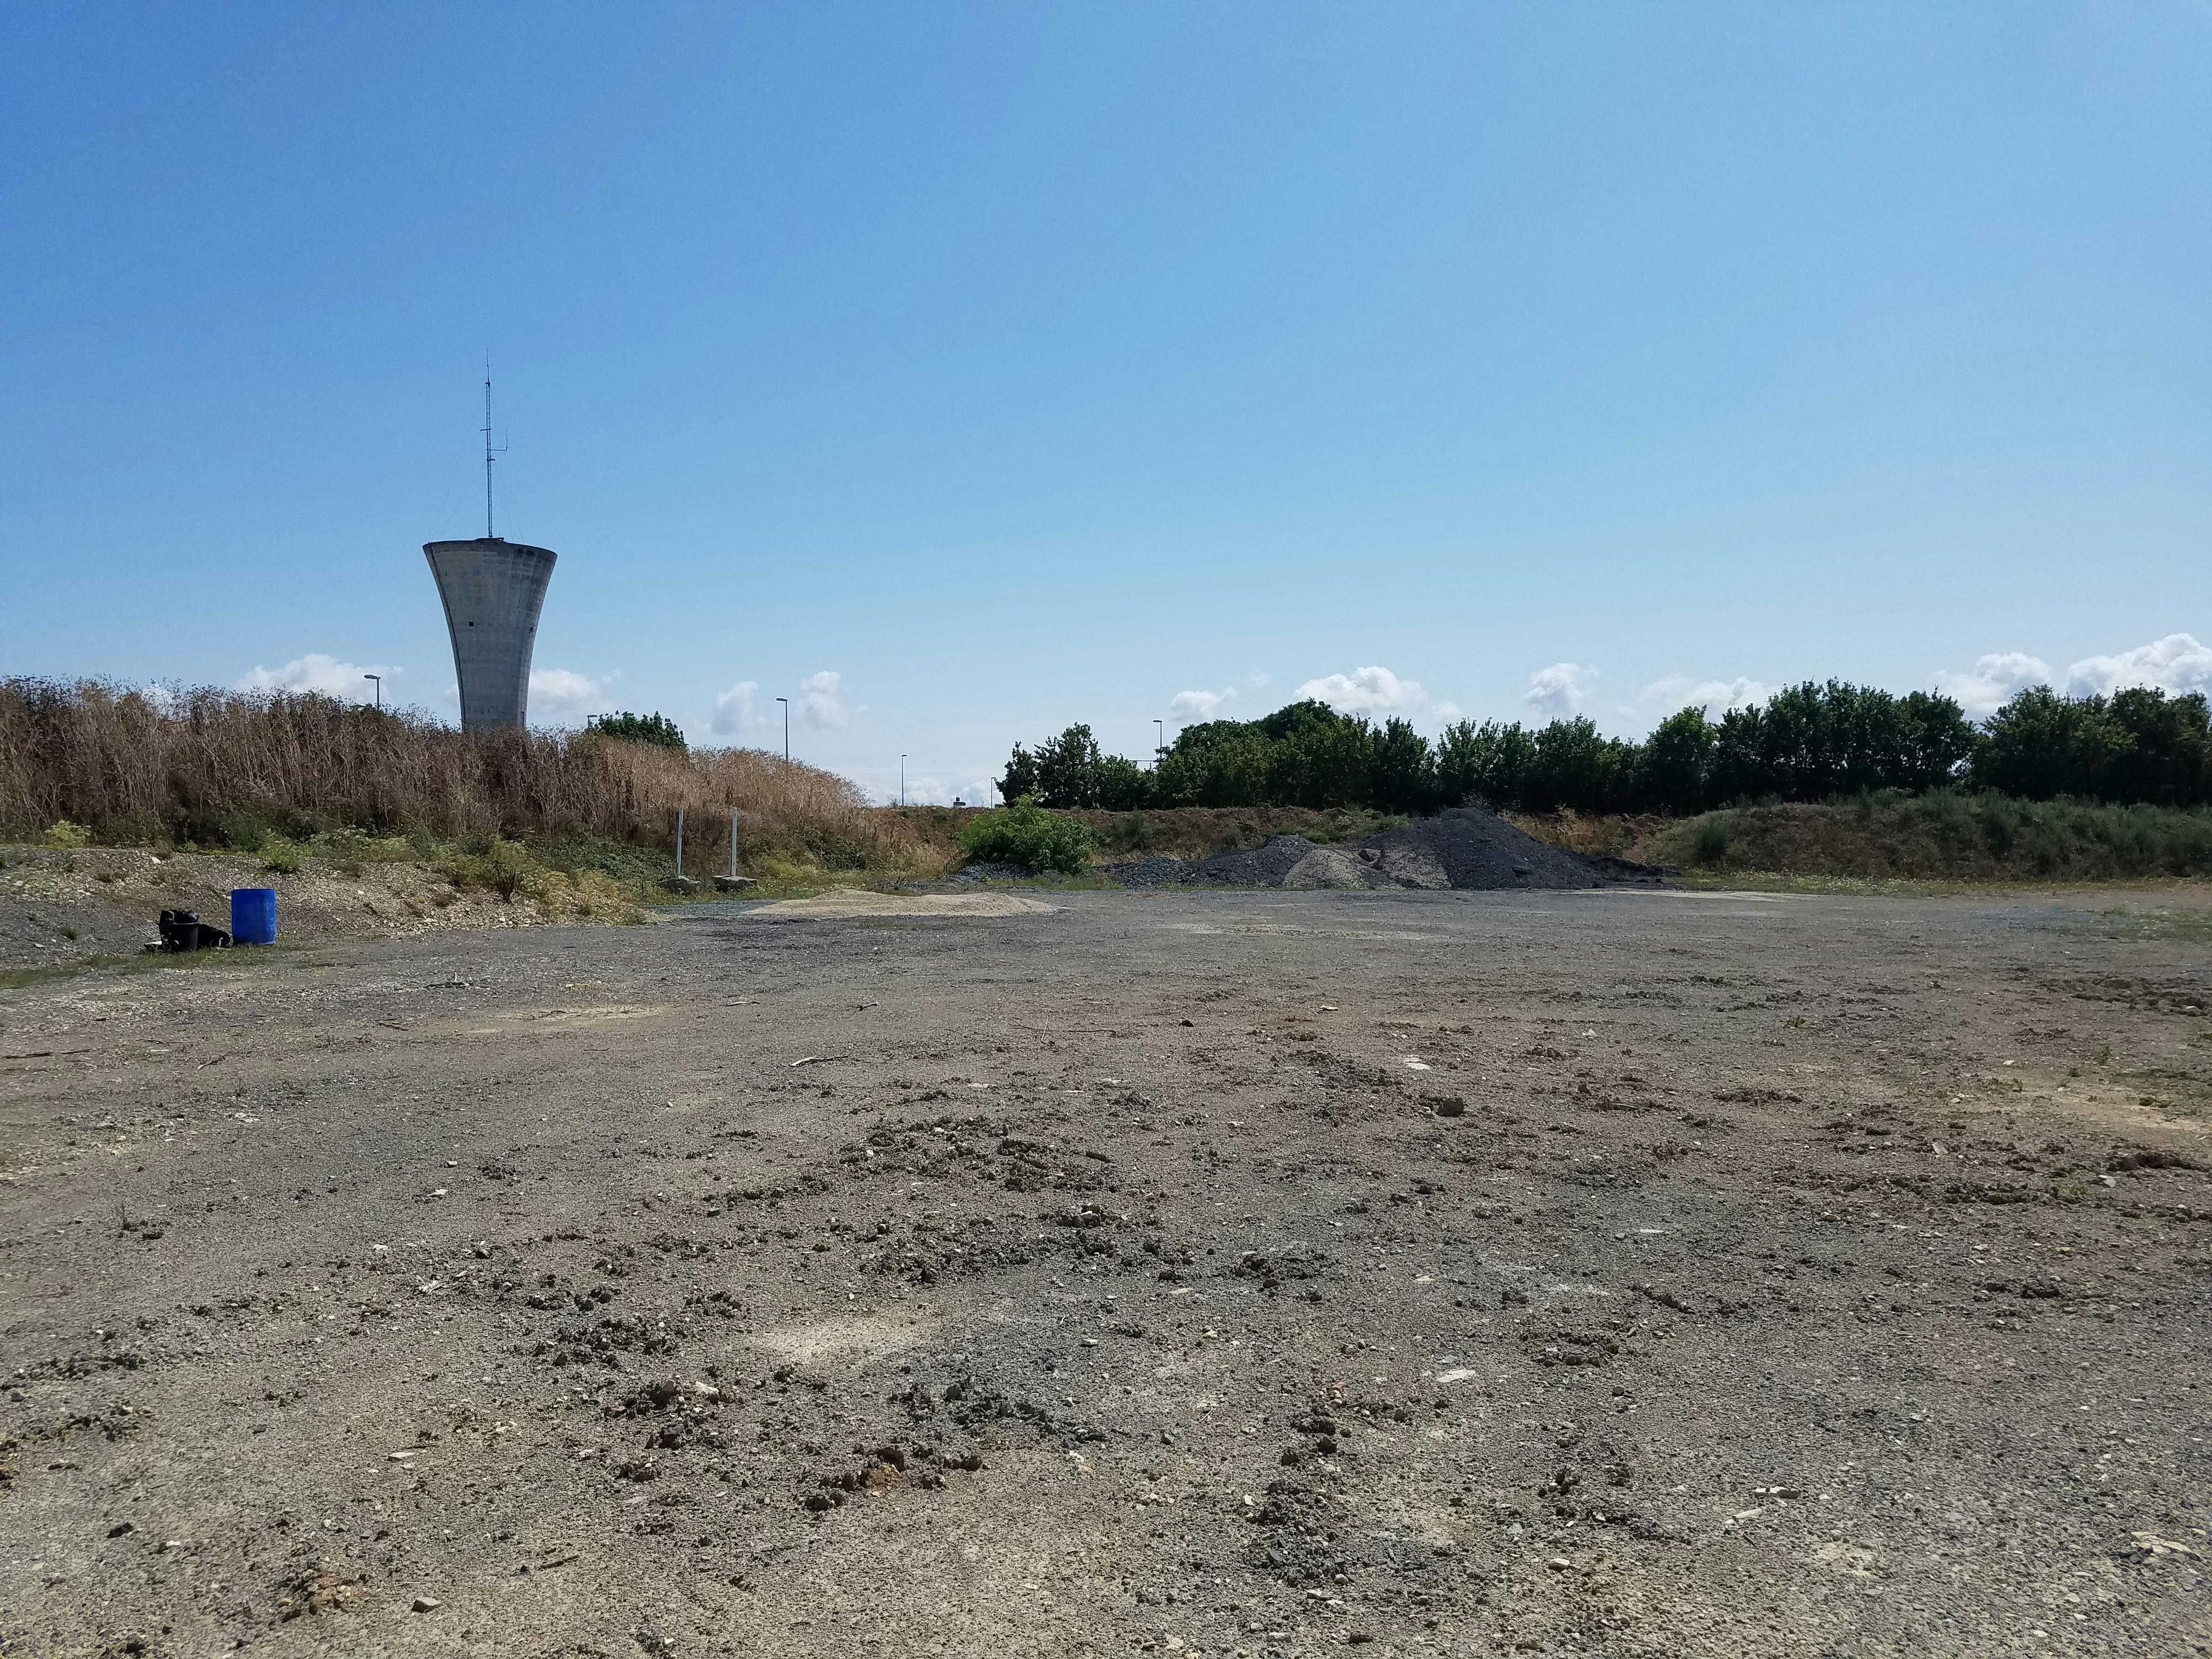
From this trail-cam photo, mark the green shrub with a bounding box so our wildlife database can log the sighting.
[42,820,90,849]
[439,837,542,899]
[314,827,374,865]
[958,797,1096,874]
[1101,811,1155,853]
[1690,817,1730,865]
[260,838,307,874]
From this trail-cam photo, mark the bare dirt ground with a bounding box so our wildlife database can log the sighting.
[0,845,606,977]
[2,885,2208,1658]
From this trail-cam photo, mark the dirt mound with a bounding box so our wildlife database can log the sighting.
[1105,809,1664,891]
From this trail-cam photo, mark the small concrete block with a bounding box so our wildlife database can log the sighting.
[661,876,701,894]
[712,876,758,893]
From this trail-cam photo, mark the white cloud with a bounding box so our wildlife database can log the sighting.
[1933,653,2052,716]
[235,653,398,700]
[1629,673,1772,723]
[2062,633,2211,699]
[1523,662,1598,719]
[1432,700,1464,723]
[1169,687,1236,720]
[1295,665,1430,715]
[799,669,851,730]
[892,772,954,806]
[1927,634,2211,714]
[710,680,763,735]
[528,667,618,721]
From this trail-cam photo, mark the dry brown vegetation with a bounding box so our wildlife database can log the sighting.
[0,679,949,878]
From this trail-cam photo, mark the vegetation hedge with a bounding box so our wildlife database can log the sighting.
[1001,681,2212,816]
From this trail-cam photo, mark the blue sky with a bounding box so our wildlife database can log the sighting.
[4,3,2207,804]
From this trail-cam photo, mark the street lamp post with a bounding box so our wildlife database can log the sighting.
[364,673,382,710]
[900,754,906,808]
[775,696,789,761]
[1154,718,1164,756]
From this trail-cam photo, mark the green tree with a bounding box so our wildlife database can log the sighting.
[1154,720,1273,806]
[2106,688,2212,806]
[586,711,687,749]
[1437,719,1536,808]
[1523,717,1630,812]
[1033,724,1104,808]
[996,742,1042,804]
[1638,707,1713,813]
[1895,691,1979,792]
[1367,717,1437,814]
[1262,702,1375,806]
[1971,688,2128,799]
[1092,753,1153,811]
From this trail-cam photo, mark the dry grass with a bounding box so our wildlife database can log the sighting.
[1503,808,1663,860]
[0,679,949,879]
[1513,796,2212,883]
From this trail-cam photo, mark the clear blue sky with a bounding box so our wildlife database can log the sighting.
[4,2,2207,803]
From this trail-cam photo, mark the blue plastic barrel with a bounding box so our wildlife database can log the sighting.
[231,887,278,945]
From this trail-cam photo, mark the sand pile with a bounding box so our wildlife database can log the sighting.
[1108,808,1663,891]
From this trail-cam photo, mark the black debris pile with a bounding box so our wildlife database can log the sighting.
[154,910,232,952]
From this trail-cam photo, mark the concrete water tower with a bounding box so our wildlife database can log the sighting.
[425,366,557,731]
[424,537,557,730]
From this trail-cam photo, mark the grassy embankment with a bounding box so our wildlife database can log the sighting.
[0,679,955,909]
[1513,792,2212,888]
[920,794,2212,888]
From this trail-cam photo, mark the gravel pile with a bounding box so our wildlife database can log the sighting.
[1102,808,1664,891]
[1106,855,1189,888]
[1175,836,1337,887]
[1379,808,1652,889]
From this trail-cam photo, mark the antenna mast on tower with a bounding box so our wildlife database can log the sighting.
[482,357,508,539]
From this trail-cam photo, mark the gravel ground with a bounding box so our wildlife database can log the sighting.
[2,885,2209,1657]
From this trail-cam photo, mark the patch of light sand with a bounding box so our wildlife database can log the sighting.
[746,891,1054,919]
[747,1311,939,1367]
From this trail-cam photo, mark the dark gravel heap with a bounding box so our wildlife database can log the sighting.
[1375,808,1650,888]
[1173,836,1329,887]
[1105,855,1189,888]
[1101,809,1664,890]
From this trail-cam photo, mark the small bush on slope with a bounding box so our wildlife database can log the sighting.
[958,797,1096,874]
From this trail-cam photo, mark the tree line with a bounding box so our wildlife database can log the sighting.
[997,681,2212,815]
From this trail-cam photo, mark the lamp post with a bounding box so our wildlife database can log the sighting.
[775,696,789,761]
[364,673,382,710]
[900,754,906,808]
[1154,718,1164,757]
